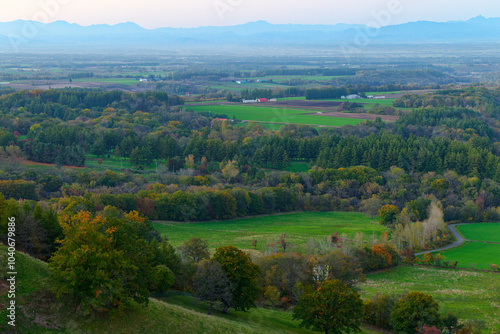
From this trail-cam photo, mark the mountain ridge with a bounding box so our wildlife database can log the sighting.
[0,16,499,51]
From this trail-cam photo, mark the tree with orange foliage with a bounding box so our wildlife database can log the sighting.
[371,244,392,266]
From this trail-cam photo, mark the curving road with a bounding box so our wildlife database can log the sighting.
[415,224,468,256]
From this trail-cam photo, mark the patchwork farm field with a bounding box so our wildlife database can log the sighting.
[187,104,365,127]
[360,266,500,332]
[153,211,387,252]
[457,223,500,242]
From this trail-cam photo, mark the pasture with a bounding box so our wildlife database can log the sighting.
[359,266,500,332]
[438,242,500,270]
[433,223,500,270]
[187,104,365,127]
[153,211,387,252]
[457,223,500,243]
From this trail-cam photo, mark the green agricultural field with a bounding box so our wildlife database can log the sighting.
[359,266,500,332]
[457,223,500,243]
[73,78,139,85]
[188,104,364,127]
[153,211,387,252]
[424,223,500,270]
[437,242,500,270]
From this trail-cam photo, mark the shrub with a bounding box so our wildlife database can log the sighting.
[423,253,435,265]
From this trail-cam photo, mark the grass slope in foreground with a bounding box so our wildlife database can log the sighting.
[153,211,387,252]
[359,266,500,332]
[0,246,379,334]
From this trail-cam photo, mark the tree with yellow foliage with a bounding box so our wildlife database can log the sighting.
[49,211,171,316]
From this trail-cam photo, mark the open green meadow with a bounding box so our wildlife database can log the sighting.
[428,223,500,270]
[187,104,364,127]
[457,223,500,243]
[153,211,387,252]
[437,242,500,270]
[359,266,500,332]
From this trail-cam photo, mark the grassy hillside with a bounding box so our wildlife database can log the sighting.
[0,244,380,334]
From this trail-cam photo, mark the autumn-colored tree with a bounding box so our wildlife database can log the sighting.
[379,205,400,226]
[49,211,164,316]
[371,245,392,266]
[293,279,363,334]
[212,245,261,312]
[390,291,441,334]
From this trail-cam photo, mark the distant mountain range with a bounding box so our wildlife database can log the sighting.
[0,16,499,52]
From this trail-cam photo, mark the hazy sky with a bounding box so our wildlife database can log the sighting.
[2,0,500,29]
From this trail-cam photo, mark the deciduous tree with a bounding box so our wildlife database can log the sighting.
[212,245,261,312]
[293,279,363,334]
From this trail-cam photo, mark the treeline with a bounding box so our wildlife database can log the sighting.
[0,89,184,118]
[314,133,500,179]
[23,141,85,167]
[305,86,350,100]
[167,70,231,81]
[393,87,500,115]
[395,108,494,139]
[262,68,357,76]
[331,69,463,87]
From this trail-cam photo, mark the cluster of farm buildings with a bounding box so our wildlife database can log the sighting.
[341,94,386,99]
[242,98,277,103]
